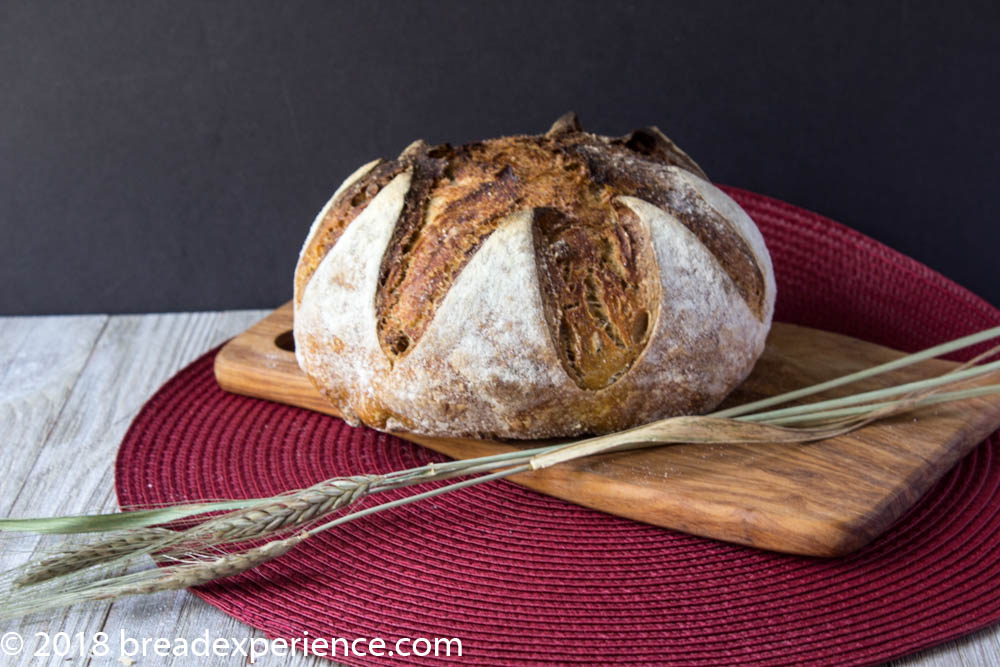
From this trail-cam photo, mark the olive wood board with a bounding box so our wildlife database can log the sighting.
[214,302,1000,557]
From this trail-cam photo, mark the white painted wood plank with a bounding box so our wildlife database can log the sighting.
[91,312,328,666]
[0,314,111,667]
[90,310,299,667]
[0,315,108,504]
[95,309,328,666]
[0,309,296,667]
[892,625,1000,667]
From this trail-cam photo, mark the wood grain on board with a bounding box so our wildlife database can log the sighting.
[215,302,1000,557]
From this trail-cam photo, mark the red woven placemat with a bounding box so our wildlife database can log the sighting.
[116,187,1000,665]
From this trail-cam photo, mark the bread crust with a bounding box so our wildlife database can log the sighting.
[294,115,776,439]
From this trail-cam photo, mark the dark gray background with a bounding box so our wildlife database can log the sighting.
[2,1,998,315]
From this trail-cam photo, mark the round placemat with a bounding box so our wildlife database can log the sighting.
[116,187,1000,665]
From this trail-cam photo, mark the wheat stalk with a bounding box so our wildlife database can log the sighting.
[187,474,381,543]
[9,461,546,589]
[0,470,518,617]
[14,528,176,587]
[12,475,382,587]
[93,534,308,599]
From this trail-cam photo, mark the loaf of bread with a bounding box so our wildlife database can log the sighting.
[293,113,776,439]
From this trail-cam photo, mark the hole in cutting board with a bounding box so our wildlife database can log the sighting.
[274,330,295,352]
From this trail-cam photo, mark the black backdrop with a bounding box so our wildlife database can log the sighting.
[3,1,998,315]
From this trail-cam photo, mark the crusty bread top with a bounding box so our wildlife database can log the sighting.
[295,113,770,396]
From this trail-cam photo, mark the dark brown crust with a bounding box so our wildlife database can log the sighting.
[567,140,767,319]
[298,113,766,386]
[293,158,404,306]
[531,205,660,390]
[621,126,709,180]
[374,148,451,358]
[545,111,584,137]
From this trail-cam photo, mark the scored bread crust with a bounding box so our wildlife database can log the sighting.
[294,114,776,439]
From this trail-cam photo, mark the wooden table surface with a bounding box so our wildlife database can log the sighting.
[1,310,998,666]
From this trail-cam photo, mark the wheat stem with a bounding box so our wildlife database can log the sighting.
[739,360,1000,422]
[762,384,1000,426]
[713,325,1000,418]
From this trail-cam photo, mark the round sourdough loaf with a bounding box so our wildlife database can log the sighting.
[293,113,776,439]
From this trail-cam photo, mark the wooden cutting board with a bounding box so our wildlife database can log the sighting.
[214,302,1000,557]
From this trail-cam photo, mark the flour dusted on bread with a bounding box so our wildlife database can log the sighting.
[294,113,776,439]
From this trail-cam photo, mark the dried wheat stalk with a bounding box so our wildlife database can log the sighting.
[14,528,176,586]
[13,475,382,587]
[93,534,308,599]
